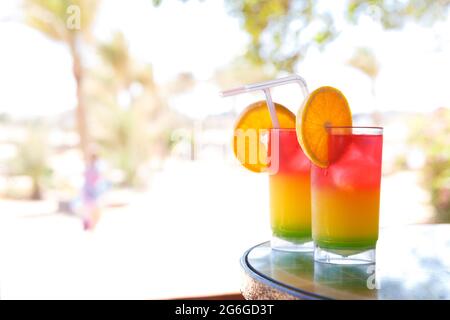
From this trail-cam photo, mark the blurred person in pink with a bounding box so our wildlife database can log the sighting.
[82,152,106,230]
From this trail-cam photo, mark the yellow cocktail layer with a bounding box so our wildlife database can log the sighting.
[269,173,311,241]
[312,188,380,249]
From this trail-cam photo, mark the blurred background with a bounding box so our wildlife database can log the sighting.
[0,0,449,299]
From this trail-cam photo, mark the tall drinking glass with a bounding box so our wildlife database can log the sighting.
[311,127,383,264]
[269,128,312,251]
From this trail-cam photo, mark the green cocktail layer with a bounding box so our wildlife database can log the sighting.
[315,238,377,252]
[272,228,312,243]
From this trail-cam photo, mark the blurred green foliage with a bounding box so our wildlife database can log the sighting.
[347,0,450,28]
[232,0,450,72]
[24,0,98,41]
[10,124,52,200]
[409,108,450,222]
[226,0,328,72]
[213,57,276,88]
[154,0,450,72]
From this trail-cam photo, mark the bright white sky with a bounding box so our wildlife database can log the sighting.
[0,0,449,117]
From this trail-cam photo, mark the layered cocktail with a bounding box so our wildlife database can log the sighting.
[222,75,312,251]
[269,129,311,249]
[295,86,383,264]
[311,127,383,263]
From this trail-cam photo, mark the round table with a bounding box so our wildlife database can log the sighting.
[241,224,450,299]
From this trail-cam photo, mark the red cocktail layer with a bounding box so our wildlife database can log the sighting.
[312,134,383,191]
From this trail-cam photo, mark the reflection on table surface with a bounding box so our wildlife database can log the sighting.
[244,224,450,299]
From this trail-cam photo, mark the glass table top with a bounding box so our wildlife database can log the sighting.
[242,224,450,299]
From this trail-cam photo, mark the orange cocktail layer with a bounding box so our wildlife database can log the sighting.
[270,172,311,241]
[312,186,380,250]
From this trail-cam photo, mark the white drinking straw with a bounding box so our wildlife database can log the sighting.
[263,88,279,128]
[220,74,309,128]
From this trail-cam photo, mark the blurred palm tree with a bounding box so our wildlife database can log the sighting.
[348,47,379,96]
[94,106,149,186]
[348,47,381,123]
[23,0,100,162]
[97,32,132,90]
[89,32,179,186]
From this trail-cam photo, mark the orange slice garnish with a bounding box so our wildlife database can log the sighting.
[296,86,352,168]
[233,100,295,172]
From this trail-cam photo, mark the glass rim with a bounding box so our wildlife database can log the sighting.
[327,126,383,129]
[268,126,383,133]
[268,128,297,133]
[326,126,383,135]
